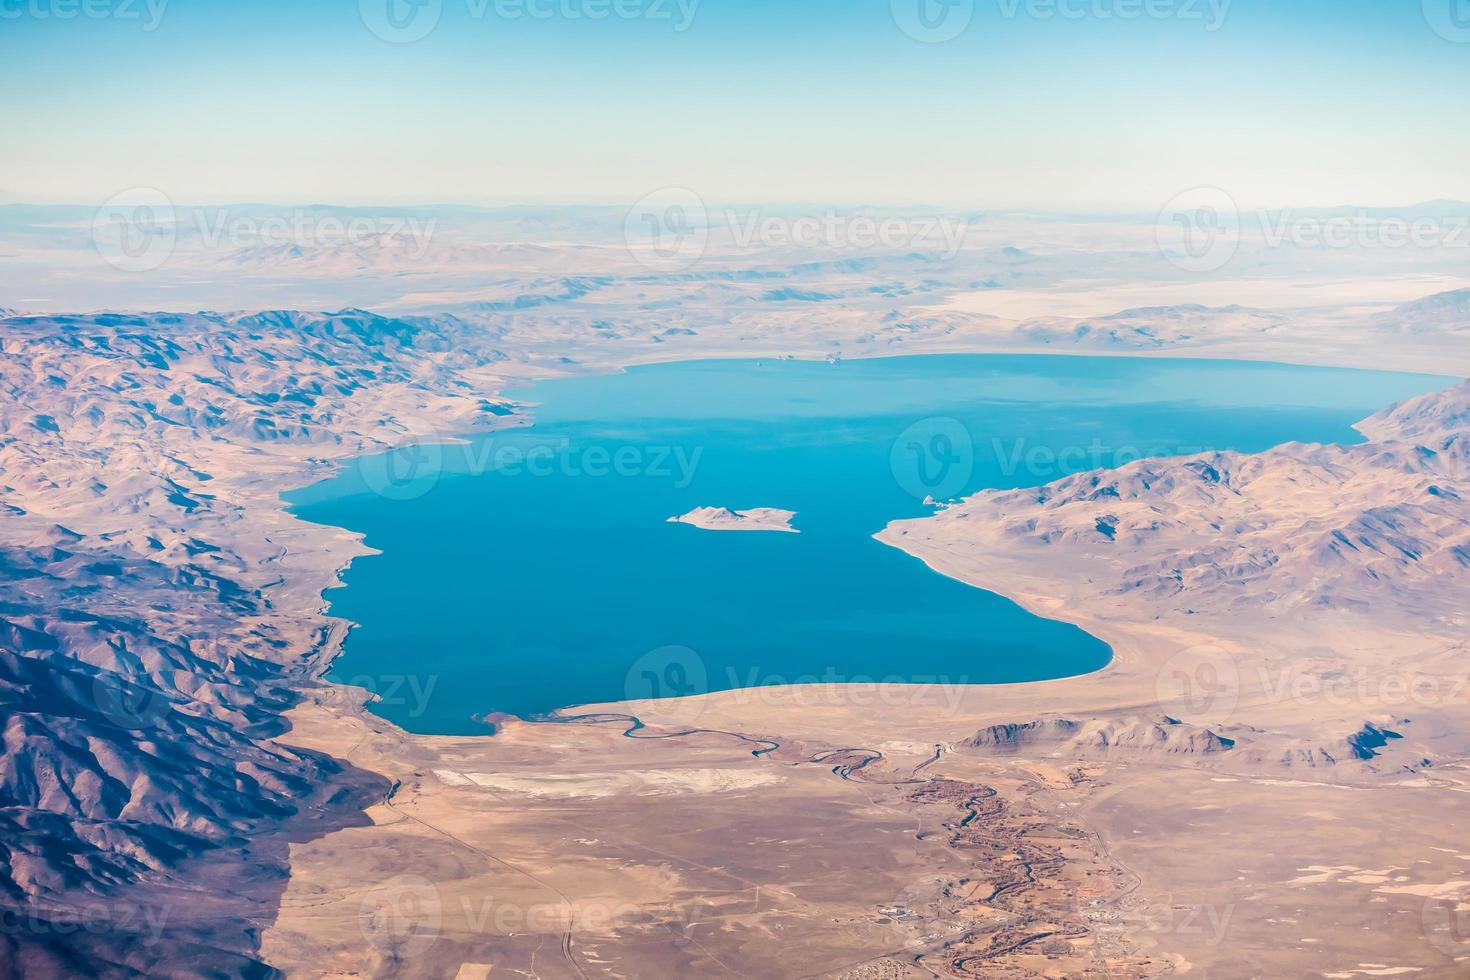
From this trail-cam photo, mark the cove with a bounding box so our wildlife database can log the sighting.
[286,354,1458,735]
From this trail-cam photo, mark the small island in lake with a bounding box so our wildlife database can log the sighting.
[667,505,799,533]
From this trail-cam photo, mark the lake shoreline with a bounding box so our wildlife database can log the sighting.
[285,354,1451,734]
[265,366,1470,977]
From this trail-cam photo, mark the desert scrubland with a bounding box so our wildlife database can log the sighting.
[2,209,1469,977]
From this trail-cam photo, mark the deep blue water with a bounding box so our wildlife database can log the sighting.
[286,355,1457,735]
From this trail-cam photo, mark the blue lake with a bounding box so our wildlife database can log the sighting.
[286,355,1457,735]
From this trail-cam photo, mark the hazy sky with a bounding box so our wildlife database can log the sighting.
[3,0,1468,210]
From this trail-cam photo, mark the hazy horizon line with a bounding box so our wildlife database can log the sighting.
[5,196,1470,216]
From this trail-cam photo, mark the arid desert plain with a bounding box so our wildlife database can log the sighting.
[2,202,1470,980]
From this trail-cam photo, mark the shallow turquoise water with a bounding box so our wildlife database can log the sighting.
[287,355,1457,735]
